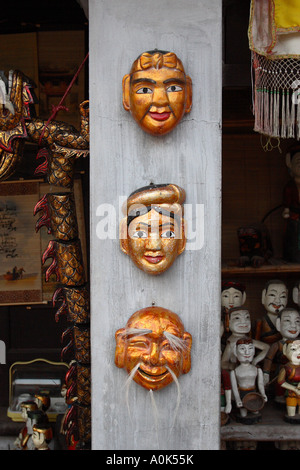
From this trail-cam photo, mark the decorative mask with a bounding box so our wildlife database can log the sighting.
[122,50,192,136]
[115,306,192,391]
[120,183,186,275]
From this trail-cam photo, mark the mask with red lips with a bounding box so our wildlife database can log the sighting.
[122,50,192,136]
[120,183,186,275]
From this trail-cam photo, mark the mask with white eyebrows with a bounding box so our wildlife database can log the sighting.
[114,306,192,391]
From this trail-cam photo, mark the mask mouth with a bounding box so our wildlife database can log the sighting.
[270,303,282,311]
[138,367,169,381]
[148,111,171,121]
[143,255,164,264]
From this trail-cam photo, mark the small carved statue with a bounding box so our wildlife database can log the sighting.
[221,307,269,371]
[220,321,232,426]
[122,49,192,136]
[255,279,288,344]
[230,338,267,424]
[263,308,300,404]
[32,423,53,450]
[278,339,300,423]
[120,183,186,275]
[292,280,300,307]
[34,392,51,413]
[221,280,246,333]
[14,400,38,450]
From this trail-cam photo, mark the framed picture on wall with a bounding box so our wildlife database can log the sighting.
[0,178,86,305]
[0,180,42,304]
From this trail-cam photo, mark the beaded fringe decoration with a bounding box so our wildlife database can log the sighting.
[252,52,300,140]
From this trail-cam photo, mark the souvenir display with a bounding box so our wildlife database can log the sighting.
[282,144,300,262]
[248,0,300,140]
[256,279,288,344]
[122,50,192,136]
[7,358,68,423]
[120,183,186,275]
[230,338,268,424]
[278,340,300,423]
[0,67,90,449]
[221,307,269,371]
[115,306,192,391]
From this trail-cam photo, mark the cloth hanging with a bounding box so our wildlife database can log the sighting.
[249,0,300,140]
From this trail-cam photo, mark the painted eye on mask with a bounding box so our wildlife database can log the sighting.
[136,87,153,94]
[161,230,175,239]
[166,85,183,92]
[132,230,148,239]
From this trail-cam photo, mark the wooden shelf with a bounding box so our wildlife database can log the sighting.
[221,401,300,442]
[222,258,300,277]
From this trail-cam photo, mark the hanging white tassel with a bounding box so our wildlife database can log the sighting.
[254,88,263,135]
[274,88,280,137]
[281,90,286,138]
[288,90,295,138]
[263,88,270,136]
[297,100,300,140]
[269,88,274,136]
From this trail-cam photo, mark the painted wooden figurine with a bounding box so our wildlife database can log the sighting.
[221,280,246,334]
[115,306,192,391]
[292,280,300,307]
[263,308,300,404]
[282,144,300,262]
[122,49,192,136]
[34,392,51,413]
[221,307,269,371]
[220,322,232,426]
[278,339,300,423]
[255,279,288,344]
[32,423,53,450]
[14,400,38,450]
[120,183,186,275]
[230,338,268,424]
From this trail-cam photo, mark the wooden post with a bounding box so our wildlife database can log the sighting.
[89,0,222,450]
